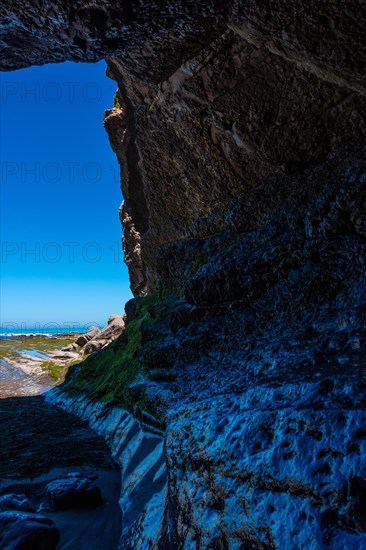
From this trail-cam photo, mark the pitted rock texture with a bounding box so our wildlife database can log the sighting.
[60,146,366,544]
[134,147,366,548]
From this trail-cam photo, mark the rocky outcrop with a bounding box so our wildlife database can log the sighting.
[75,326,101,348]
[0,1,229,74]
[0,495,34,513]
[2,1,366,548]
[54,315,126,360]
[43,477,102,511]
[99,35,366,550]
[0,511,60,550]
[82,314,126,355]
[57,205,366,546]
[3,2,365,294]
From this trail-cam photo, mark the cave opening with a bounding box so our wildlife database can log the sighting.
[1,60,132,337]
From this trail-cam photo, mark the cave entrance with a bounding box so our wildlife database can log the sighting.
[1,60,132,336]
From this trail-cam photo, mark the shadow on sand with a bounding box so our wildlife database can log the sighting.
[0,395,122,549]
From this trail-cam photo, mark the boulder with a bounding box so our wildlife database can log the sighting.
[0,511,59,550]
[61,343,79,352]
[83,339,108,355]
[47,351,78,361]
[75,326,101,348]
[83,315,126,354]
[44,477,102,511]
[0,494,34,513]
[96,314,125,341]
[108,313,124,324]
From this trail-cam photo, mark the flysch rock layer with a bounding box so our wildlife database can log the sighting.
[45,389,168,549]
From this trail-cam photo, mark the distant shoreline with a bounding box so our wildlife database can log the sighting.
[1,325,104,338]
[0,332,83,340]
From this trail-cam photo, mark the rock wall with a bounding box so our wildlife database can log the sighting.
[102,8,366,294]
[2,1,366,548]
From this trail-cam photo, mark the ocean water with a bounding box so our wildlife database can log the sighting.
[0,326,85,339]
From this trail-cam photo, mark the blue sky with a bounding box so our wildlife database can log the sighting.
[0,61,132,330]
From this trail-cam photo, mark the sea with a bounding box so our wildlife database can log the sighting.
[0,325,88,339]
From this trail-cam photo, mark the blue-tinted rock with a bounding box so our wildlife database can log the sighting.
[0,494,34,512]
[44,477,102,511]
[0,511,59,550]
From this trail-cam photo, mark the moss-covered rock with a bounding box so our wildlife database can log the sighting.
[64,294,175,412]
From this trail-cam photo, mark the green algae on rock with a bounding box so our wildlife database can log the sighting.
[64,295,175,415]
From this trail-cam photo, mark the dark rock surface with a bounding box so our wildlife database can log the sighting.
[0,511,59,550]
[0,1,229,75]
[0,494,34,513]
[44,477,102,511]
[105,44,366,294]
[120,148,365,547]
[1,1,366,548]
[0,397,121,550]
[105,26,366,543]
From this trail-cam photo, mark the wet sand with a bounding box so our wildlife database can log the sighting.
[0,358,52,398]
[0,334,83,399]
[0,396,122,549]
